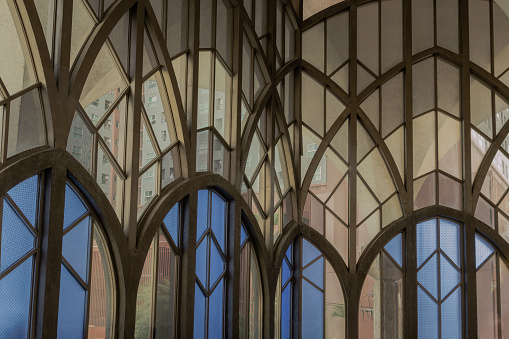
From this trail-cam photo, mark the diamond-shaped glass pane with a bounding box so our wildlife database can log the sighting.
[302,239,322,267]
[62,217,91,283]
[417,219,437,267]
[57,264,86,339]
[63,184,88,230]
[163,203,179,247]
[7,175,38,227]
[240,224,248,247]
[418,253,438,299]
[440,254,460,299]
[195,239,208,286]
[384,233,403,267]
[440,219,460,267]
[475,234,494,269]
[209,241,224,289]
[1,202,35,273]
[303,257,324,289]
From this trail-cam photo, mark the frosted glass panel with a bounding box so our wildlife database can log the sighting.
[57,264,86,339]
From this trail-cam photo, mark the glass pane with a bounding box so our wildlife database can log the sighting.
[382,194,403,228]
[143,75,173,151]
[302,73,324,136]
[361,89,379,132]
[325,260,345,339]
[325,210,348,264]
[381,73,404,138]
[193,284,206,339]
[441,287,462,339]
[208,280,224,338]
[195,238,208,286]
[385,126,405,179]
[138,162,157,217]
[301,279,324,338]
[0,256,33,338]
[249,248,263,338]
[438,174,462,211]
[418,286,438,339]
[98,97,126,163]
[357,210,380,262]
[471,129,490,180]
[214,59,232,143]
[440,254,460,298]
[384,233,403,267]
[494,2,509,76]
[381,0,403,73]
[358,2,379,75]
[135,240,154,338]
[358,255,380,339]
[356,176,378,224]
[196,130,209,172]
[302,238,321,267]
[475,234,495,269]
[57,264,86,339]
[302,22,324,72]
[412,58,435,117]
[358,148,395,203]
[303,257,324,289]
[62,216,91,282]
[417,218,438,268]
[437,59,460,117]
[476,255,497,339]
[471,76,493,139]
[440,219,461,266]
[67,112,93,173]
[163,203,179,247]
[382,252,404,339]
[63,184,88,230]
[7,175,38,228]
[437,0,459,53]
[162,149,178,188]
[499,258,509,336]
[326,174,348,225]
[97,145,123,218]
[418,253,438,299]
[413,112,436,178]
[469,0,491,71]
[475,197,495,228]
[357,122,376,163]
[438,113,462,179]
[326,12,349,75]
[212,134,228,176]
[412,0,434,53]
[209,240,224,289]
[414,173,436,210]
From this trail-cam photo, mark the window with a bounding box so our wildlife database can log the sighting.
[161,130,167,141]
[104,100,112,110]
[145,170,154,182]
[198,142,208,155]
[198,162,207,171]
[312,166,321,181]
[216,97,224,110]
[148,96,157,107]
[194,190,228,338]
[92,99,100,107]
[150,114,156,125]
[307,143,318,158]
[147,80,157,89]
[161,113,166,123]
[101,174,109,184]
[104,119,112,129]
[146,152,155,162]
[73,127,83,139]
[91,114,99,125]
[215,118,223,130]
[102,154,108,165]
[72,146,83,158]
[104,137,111,147]
[144,190,153,202]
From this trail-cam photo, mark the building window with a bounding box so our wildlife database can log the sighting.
[104,119,112,129]
[198,162,207,171]
[198,142,208,155]
[145,170,154,182]
[72,146,83,159]
[104,137,111,148]
[91,114,99,125]
[148,96,157,108]
[147,80,157,89]
[161,113,166,123]
[161,130,167,141]
[73,127,83,139]
[91,99,100,107]
[146,152,155,163]
[101,174,109,184]
[312,166,321,181]
[307,143,318,158]
[150,115,156,125]
[104,100,112,110]
[144,190,153,202]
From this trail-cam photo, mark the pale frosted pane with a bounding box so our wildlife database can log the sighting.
[358,2,379,75]
[437,0,459,53]
[357,210,380,261]
[475,197,494,228]
[469,0,491,71]
[326,175,349,225]
[495,93,509,135]
[303,22,325,72]
[381,0,403,73]
[471,129,490,180]
[438,112,462,179]
[358,148,396,203]
[326,12,349,75]
[381,73,404,138]
[498,212,509,243]
[326,90,346,133]
[214,59,232,142]
[382,194,402,228]
[412,0,434,54]
[476,254,497,338]
[302,73,324,136]
[480,150,509,204]
[325,260,346,338]
[303,0,345,20]
[71,0,95,67]
[246,132,264,182]
[310,148,348,202]
[331,63,349,94]
[330,119,349,163]
[382,252,404,338]
[494,2,509,76]
[325,210,348,264]
[471,77,493,139]
[413,58,435,117]
[361,89,380,131]
[357,122,375,162]
[358,255,381,337]
[413,112,436,178]
[358,64,375,94]
[437,59,460,117]
[414,173,436,210]
[438,174,462,210]
[356,176,378,224]
[301,125,322,184]
[499,258,509,336]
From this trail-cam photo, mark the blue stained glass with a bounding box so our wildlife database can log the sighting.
[63,184,88,230]
[440,254,460,299]
[163,203,179,247]
[301,279,323,338]
[211,192,226,252]
[302,239,321,267]
[193,283,206,339]
[240,223,248,247]
[384,233,403,267]
[208,280,224,338]
[418,286,438,339]
[303,257,324,289]
[282,259,291,286]
[0,257,33,339]
[196,239,208,286]
[209,241,224,289]
[1,202,35,273]
[417,254,438,299]
[281,285,291,339]
[286,243,293,266]
[62,217,91,282]
[7,175,38,228]
[440,220,460,267]
[417,219,437,268]
[57,264,86,339]
[475,234,494,269]
[441,287,461,339]
[197,190,209,241]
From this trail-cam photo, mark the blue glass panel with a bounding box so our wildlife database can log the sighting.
[57,264,86,339]
[384,233,403,267]
[281,285,291,339]
[282,259,291,286]
[63,184,88,230]
[193,283,206,339]
[418,286,438,339]
[197,190,209,241]
[240,223,248,247]
[286,243,293,266]
[7,175,38,227]
[440,254,460,299]
[1,202,35,273]
[211,191,226,252]
[302,239,321,267]
[195,239,208,286]
[303,257,324,289]
[163,203,179,247]
[417,219,437,267]
[209,241,224,289]
[0,257,33,338]
[62,217,91,282]
[441,287,461,339]
[208,279,224,338]
[475,234,494,269]
[301,279,323,338]
[417,253,438,299]
[440,219,460,267]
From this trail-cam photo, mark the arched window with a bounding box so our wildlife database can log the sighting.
[135,202,181,338]
[0,175,41,337]
[57,182,115,338]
